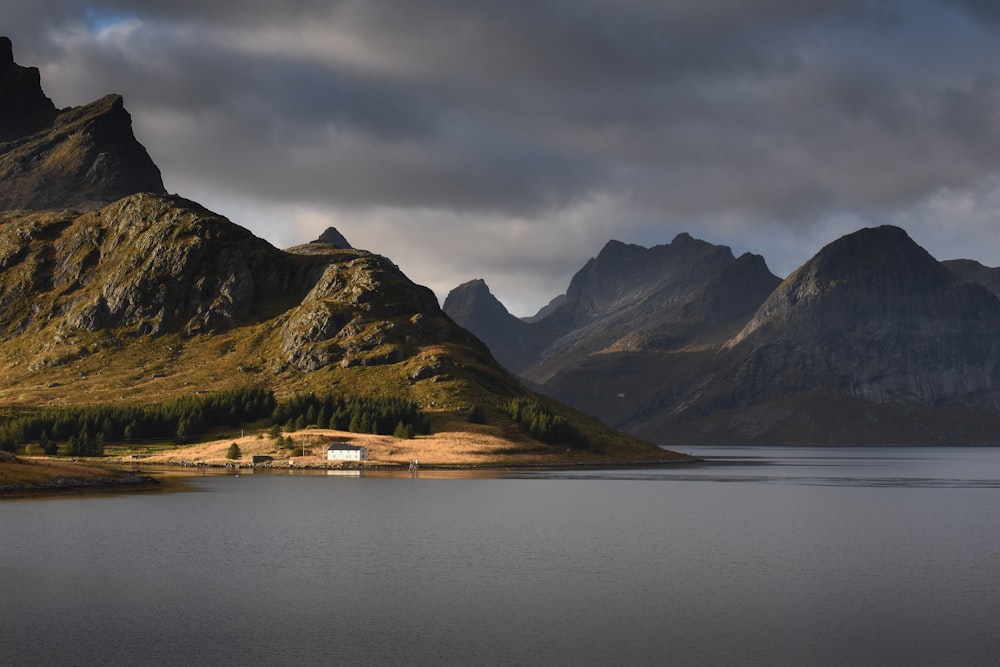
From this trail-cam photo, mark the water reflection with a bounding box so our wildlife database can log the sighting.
[126,446,1000,488]
[509,446,1000,488]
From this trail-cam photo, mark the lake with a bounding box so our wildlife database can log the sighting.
[3,446,1000,666]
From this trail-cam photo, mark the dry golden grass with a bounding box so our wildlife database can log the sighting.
[127,423,679,468]
[0,455,123,486]
[131,427,528,467]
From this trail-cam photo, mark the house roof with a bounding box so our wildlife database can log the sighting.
[326,443,365,451]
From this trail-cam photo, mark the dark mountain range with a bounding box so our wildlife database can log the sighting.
[0,37,674,462]
[448,227,1000,444]
[445,233,780,379]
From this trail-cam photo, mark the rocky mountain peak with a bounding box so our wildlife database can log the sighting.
[0,36,57,141]
[795,225,952,290]
[563,235,736,324]
[734,225,955,345]
[442,278,541,371]
[0,37,164,212]
[443,279,510,322]
[725,224,1000,409]
[310,226,352,248]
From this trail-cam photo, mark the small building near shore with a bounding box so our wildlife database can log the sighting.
[326,443,367,461]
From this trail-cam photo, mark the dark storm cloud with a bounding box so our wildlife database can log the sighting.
[4,0,1000,312]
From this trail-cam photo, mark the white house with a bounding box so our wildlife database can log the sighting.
[326,443,367,461]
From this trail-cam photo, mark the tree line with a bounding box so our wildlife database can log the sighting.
[273,392,429,438]
[502,397,588,449]
[0,388,430,454]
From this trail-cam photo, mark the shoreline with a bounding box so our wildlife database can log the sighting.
[0,472,160,499]
[109,453,702,473]
[1,451,702,499]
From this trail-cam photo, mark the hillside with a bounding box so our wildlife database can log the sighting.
[0,37,681,465]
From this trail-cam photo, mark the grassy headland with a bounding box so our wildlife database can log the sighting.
[0,451,157,498]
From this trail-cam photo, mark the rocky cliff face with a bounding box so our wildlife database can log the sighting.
[725,226,1000,408]
[0,37,56,141]
[0,38,164,211]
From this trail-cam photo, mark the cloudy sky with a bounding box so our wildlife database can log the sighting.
[6,1,1000,314]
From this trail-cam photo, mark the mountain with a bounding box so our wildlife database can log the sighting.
[0,192,494,391]
[310,226,352,248]
[725,226,1000,407]
[0,37,164,212]
[944,258,1000,300]
[451,226,1000,444]
[522,293,566,323]
[529,236,780,382]
[442,279,542,371]
[445,234,780,380]
[0,36,56,140]
[0,37,678,464]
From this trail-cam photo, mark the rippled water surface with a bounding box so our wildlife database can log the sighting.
[3,447,1000,666]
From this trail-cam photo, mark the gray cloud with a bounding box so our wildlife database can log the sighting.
[4,1,1000,314]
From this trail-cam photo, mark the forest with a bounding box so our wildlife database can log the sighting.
[0,387,430,455]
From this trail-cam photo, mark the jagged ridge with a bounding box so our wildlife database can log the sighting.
[0,38,164,212]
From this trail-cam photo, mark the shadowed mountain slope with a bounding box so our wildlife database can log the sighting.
[0,37,164,212]
[445,234,780,382]
[944,258,1000,300]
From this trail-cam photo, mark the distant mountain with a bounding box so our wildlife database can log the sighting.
[726,226,1000,406]
[0,37,164,212]
[442,279,542,371]
[449,227,1000,444]
[310,226,352,248]
[445,234,780,380]
[528,235,779,382]
[944,259,1000,300]
[0,37,676,464]
[522,293,566,323]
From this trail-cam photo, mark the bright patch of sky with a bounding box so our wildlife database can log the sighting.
[84,7,135,33]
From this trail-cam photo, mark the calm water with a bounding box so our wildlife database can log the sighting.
[3,447,1000,666]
